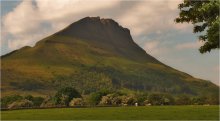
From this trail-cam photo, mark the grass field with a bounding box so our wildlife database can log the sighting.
[1,106,219,120]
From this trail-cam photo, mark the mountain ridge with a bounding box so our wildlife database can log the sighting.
[1,17,218,97]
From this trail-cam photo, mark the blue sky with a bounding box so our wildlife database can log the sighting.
[1,0,219,85]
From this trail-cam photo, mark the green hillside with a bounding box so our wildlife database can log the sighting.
[1,17,218,97]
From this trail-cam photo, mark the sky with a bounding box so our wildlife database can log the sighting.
[0,0,219,85]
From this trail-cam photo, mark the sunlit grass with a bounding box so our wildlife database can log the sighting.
[1,106,219,120]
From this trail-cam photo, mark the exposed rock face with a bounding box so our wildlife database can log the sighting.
[57,16,158,62]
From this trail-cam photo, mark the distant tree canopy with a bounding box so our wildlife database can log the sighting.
[1,92,219,109]
[54,87,81,106]
[175,0,219,53]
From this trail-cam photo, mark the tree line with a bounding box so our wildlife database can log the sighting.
[1,87,219,109]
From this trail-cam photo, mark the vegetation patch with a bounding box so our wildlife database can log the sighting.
[1,87,219,110]
[1,106,219,120]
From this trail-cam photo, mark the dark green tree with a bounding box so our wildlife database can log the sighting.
[24,95,44,107]
[148,93,164,105]
[191,96,207,105]
[205,95,219,105]
[175,0,219,53]
[147,93,175,105]
[136,93,148,105]
[54,87,81,106]
[163,94,175,105]
[0,95,23,108]
[32,97,44,107]
[175,95,191,105]
[88,90,110,105]
[24,95,34,101]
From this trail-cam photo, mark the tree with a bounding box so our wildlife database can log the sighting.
[191,96,207,105]
[121,95,137,106]
[175,95,191,105]
[24,95,44,107]
[87,90,110,105]
[148,93,164,105]
[163,94,175,105]
[32,97,44,107]
[8,99,33,109]
[40,96,56,107]
[205,95,219,105]
[147,93,175,105]
[136,93,148,105]
[175,0,219,53]
[24,95,34,101]
[54,87,81,106]
[1,95,23,108]
[99,93,122,106]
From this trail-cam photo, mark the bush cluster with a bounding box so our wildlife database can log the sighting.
[1,87,219,109]
[1,95,44,109]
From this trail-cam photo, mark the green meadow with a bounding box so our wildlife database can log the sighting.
[1,106,219,120]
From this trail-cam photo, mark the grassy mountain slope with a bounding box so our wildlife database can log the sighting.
[1,17,218,97]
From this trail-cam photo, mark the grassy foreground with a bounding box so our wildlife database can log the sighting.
[1,106,219,120]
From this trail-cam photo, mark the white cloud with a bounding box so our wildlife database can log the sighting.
[3,0,40,35]
[2,0,44,52]
[175,41,204,50]
[143,40,168,56]
[144,41,159,52]
[8,39,29,50]
[118,0,186,36]
[37,0,118,21]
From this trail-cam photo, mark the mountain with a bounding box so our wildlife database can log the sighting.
[1,17,218,97]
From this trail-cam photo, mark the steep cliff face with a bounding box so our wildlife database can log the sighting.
[1,17,218,97]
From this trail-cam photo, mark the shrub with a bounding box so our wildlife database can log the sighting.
[24,95,34,101]
[147,93,175,105]
[23,95,44,107]
[148,93,164,105]
[40,96,56,107]
[143,100,151,106]
[191,96,207,105]
[8,99,33,109]
[1,95,23,108]
[69,98,84,106]
[54,87,81,106]
[163,94,175,105]
[99,93,124,106]
[136,93,148,105]
[121,95,137,105]
[32,97,44,107]
[175,95,191,105]
[99,95,112,105]
[88,90,109,105]
[111,96,122,105]
[205,95,219,105]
